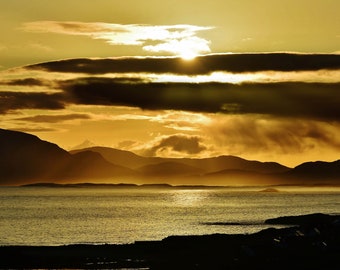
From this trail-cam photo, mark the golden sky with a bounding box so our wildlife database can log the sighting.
[1,0,340,167]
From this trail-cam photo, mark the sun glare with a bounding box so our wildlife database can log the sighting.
[176,37,208,60]
[180,50,197,60]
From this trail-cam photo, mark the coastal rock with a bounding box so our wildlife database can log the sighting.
[1,213,339,269]
[265,213,340,226]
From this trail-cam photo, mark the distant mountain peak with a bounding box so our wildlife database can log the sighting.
[70,139,96,150]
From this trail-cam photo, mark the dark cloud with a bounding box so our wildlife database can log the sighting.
[1,78,45,86]
[2,70,339,122]
[60,78,340,121]
[143,134,207,156]
[15,113,90,123]
[0,92,65,114]
[27,53,340,74]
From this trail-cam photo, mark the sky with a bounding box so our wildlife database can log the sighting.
[1,0,340,167]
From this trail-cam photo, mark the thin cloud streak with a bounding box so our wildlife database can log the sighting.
[110,110,209,132]
[0,78,45,86]
[152,70,340,84]
[15,113,90,123]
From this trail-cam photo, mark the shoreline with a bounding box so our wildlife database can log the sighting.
[1,213,339,269]
[2,182,340,192]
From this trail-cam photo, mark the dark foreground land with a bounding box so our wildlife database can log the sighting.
[1,213,340,270]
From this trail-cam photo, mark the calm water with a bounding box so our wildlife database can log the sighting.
[0,186,339,246]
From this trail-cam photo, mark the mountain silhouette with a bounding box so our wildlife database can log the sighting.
[203,169,275,186]
[71,146,293,185]
[284,160,340,184]
[1,128,340,186]
[71,146,289,174]
[0,128,70,184]
[71,147,153,169]
[65,151,135,179]
[137,161,205,177]
[0,129,134,185]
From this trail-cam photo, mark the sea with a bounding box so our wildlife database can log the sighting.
[1,185,339,246]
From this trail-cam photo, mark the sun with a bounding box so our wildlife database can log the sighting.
[180,50,197,60]
[145,35,208,61]
[176,37,202,60]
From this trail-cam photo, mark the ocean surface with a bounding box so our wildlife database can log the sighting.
[1,185,339,246]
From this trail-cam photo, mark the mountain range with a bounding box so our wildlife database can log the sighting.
[0,128,339,186]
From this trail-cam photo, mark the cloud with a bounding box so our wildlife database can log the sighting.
[59,78,340,121]
[143,36,211,58]
[151,111,211,132]
[22,21,213,57]
[1,74,340,123]
[205,116,340,156]
[13,127,58,133]
[14,113,90,123]
[2,54,339,122]
[108,110,209,133]
[140,134,207,157]
[1,78,45,86]
[116,140,140,150]
[27,53,340,75]
[0,92,65,114]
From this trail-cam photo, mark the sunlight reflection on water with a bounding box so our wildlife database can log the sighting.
[0,186,339,246]
[168,189,212,206]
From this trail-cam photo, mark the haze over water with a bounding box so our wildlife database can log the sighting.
[1,186,339,246]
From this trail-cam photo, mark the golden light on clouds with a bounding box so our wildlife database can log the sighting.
[144,36,210,60]
[22,21,213,58]
[1,0,340,172]
[1,53,340,166]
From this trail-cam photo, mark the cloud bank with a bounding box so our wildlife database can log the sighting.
[1,53,340,122]
[28,53,340,74]
[58,78,340,121]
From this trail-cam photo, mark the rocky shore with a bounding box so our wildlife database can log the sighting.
[1,213,339,269]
